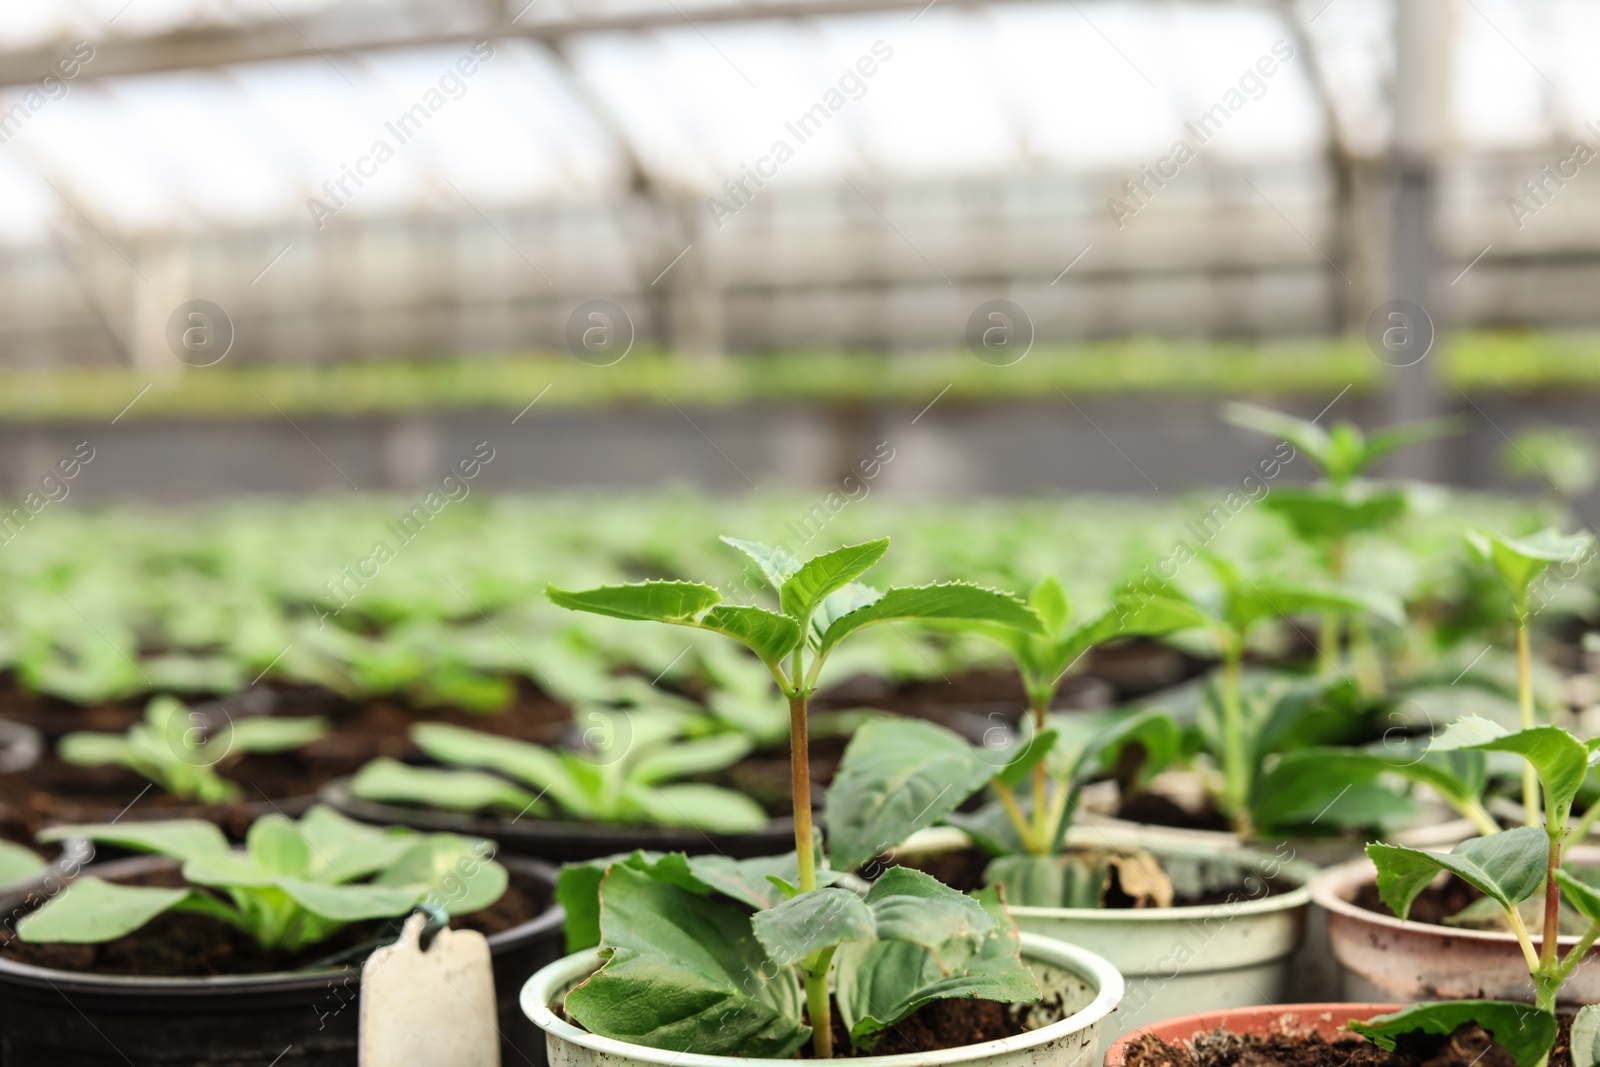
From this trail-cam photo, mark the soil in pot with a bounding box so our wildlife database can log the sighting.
[1352,875,1480,926]
[807,997,1028,1058]
[0,861,550,977]
[891,845,1295,906]
[1122,1019,1568,1067]
[1114,791,1233,834]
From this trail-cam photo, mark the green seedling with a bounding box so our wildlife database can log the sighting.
[350,709,768,833]
[20,806,506,952]
[546,536,1043,1057]
[57,696,328,804]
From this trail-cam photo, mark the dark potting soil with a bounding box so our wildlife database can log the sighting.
[1115,791,1234,833]
[1353,874,1481,926]
[887,847,1293,906]
[1122,1018,1569,1067]
[0,862,551,977]
[804,996,1029,1058]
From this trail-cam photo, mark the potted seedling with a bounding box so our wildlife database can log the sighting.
[325,705,798,860]
[827,706,1316,1045]
[1223,403,1460,689]
[0,805,565,1067]
[521,536,1127,1063]
[1128,713,1600,1067]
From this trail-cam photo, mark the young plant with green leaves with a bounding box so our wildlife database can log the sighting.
[546,536,1044,1057]
[19,806,506,952]
[964,576,1209,855]
[1350,715,1600,1066]
[1125,554,1401,830]
[1223,402,1460,686]
[1466,527,1593,823]
[57,696,328,804]
[553,837,1039,1057]
[349,709,769,833]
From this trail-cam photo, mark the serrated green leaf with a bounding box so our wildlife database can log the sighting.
[864,867,995,952]
[826,718,994,870]
[1467,528,1594,600]
[564,864,808,1058]
[780,540,889,624]
[1433,718,1591,816]
[697,606,800,666]
[1349,1001,1556,1067]
[751,887,876,966]
[819,582,1041,656]
[1368,827,1549,919]
[546,581,721,624]
[720,537,801,593]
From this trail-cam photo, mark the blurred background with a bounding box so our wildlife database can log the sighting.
[0,0,1594,505]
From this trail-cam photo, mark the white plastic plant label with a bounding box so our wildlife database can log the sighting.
[359,910,499,1067]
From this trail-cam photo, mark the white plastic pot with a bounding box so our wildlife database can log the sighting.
[892,826,1315,1047]
[521,933,1122,1067]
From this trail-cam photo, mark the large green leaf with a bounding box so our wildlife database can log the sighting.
[720,537,801,593]
[374,835,508,915]
[1554,867,1600,924]
[1262,488,1407,542]
[37,819,231,862]
[546,581,721,624]
[629,733,755,786]
[779,539,889,624]
[18,878,198,943]
[1432,717,1591,817]
[697,606,800,666]
[564,864,808,1058]
[751,887,876,966]
[0,840,46,886]
[862,867,995,952]
[1250,749,1422,836]
[226,715,330,753]
[1466,528,1593,601]
[826,718,994,870]
[411,723,585,813]
[1349,1001,1556,1067]
[833,885,1038,1046]
[275,878,425,921]
[248,815,311,878]
[818,583,1042,657]
[1573,1004,1600,1067]
[626,784,769,833]
[1367,827,1549,919]
[297,805,425,883]
[350,757,543,815]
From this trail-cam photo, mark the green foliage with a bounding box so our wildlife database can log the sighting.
[1349,1002,1557,1067]
[1222,402,1461,488]
[22,806,506,951]
[1367,827,1550,920]
[0,840,46,887]
[350,713,766,833]
[57,696,327,803]
[1505,426,1599,499]
[557,852,1038,1057]
[1466,528,1594,607]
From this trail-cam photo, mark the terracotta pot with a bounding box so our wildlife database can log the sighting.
[1313,855,1600,1005]
[1102,1003,1402,1067]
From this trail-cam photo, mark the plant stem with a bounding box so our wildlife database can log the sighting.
[993,782,1040,854]
[1571,801,1600,843]
[1507,906,1542,972]
[788,690,816,895]
[1316,610,1340,678]
[1029,691,1051,847]
[1517,613,1539,827]
[806,947,837,1060]
[1220,633,1251,833]
[1554,921,1600,986]
[1542,833,1562,969]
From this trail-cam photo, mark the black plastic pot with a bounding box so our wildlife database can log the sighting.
[0,853,564,1066]
[320,777,804,862]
